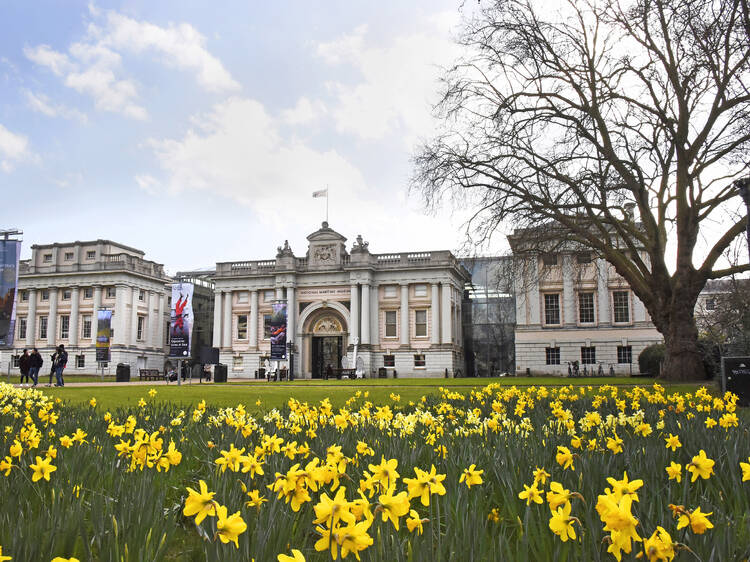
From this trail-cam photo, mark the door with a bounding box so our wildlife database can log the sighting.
[312,336,342,378]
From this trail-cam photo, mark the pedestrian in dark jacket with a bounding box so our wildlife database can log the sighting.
[29,348,43,387]
[51,344,68,387]
[18,349,31,385]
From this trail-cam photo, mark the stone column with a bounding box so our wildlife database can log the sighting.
[361,283,370,344]
[350,283,360,342]
[400,283,409,346]
[157,293,166,351]
[69,287,80,346]
[114,284,128,346]
[222,290,232,349]
[275,286,284,300]
[92,286,102,343]
[148,291,158,349]
[213,290,223,348]
[370,283,379,347]
[26,288,36,348]
[287,287,296,344]
[430,283,440,345]
[562,254,575,326]
[528,259,541,325]
[597,259,610,325]
[48,288,58,347]
[131,287,139,345]
[249,290,259,348]
[441,282,452,345]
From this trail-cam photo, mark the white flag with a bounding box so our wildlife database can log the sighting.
[312,188,328,198]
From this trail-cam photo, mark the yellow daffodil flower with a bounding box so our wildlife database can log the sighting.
[183,480,217,524]
[687,450,715,482]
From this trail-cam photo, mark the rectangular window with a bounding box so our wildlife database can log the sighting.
[415,309,427,337]
[545,347,561,365]
[43,253,52,263]
[414,354,426,368]
[617,345,632,364]
[41,290,49,301]
[384,285,398,298]
[613,291,630,323]
[264,290,275,302]
[82,315,92,339]
[62,289,71,300]
[18,317,26,340]
[86,250,96,260]
[383,354,395,367]
[237,315,248,339]
[106,287,116,298]
[233,355,244,370]
[39,316,48,339]
[20,290,28,302]
[139,289,145,301]
[414,284,427,297]
[237,292,248,303]
[705,298,716,311]
[576,252,592,264]
[263,314,273,339]
[581,346,596,365]
[385,310,397,338]
[137,316,145,341]
[544,294,561,325]
[12,355,20,368]
[76,355,85,368]
[578,292,595,323]
[83,287,93,299]
[60,315,70,339]
[542,253,558,266]
[64,252,74,261]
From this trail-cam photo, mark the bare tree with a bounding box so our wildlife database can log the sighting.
[413,0,750,380]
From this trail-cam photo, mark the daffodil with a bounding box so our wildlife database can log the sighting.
[741,458,750,482]
[518,483,544,505]
[665,462,682,483]
[277,549,305,562]
[677,507,714,534]
[183,480,217,524]
[664,434,681,451]
[459,464,484,488]
[0,457,13,477]
[0,545,11,561]
[377,487,410,530]
[687,450,715,482]
[29,455,57,482]
[548,501,577,542]
[406,509,426,534]
[642,526,675,561]
[215,504,247,548]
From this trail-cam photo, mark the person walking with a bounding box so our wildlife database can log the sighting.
[29,348,43,387]
[51,344,68,387]
[18,349,31,386]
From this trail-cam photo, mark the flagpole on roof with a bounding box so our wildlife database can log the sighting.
[326,185,329,223]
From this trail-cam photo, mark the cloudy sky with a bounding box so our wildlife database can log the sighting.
[0,1,497,273]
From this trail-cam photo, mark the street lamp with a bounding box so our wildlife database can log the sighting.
[737,178,750,264]
[287,339,294,381]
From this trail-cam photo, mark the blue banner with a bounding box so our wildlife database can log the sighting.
[0,240,21,348]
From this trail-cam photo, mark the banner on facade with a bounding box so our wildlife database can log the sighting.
[0,240,21,348]
[95,309,112,362]
[169,282,194,358]
[270,302,287,360]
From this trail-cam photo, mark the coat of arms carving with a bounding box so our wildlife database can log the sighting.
[313,245,336,263]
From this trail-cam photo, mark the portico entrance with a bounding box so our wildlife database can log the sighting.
[299,307,348,378]
[311,336,343,379]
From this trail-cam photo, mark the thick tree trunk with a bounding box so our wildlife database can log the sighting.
[660,304,706,381]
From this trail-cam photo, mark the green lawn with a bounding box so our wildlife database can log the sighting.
[36,376,718,411]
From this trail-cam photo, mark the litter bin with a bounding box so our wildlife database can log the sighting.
[116,363,130,382]
[214,363,228,383]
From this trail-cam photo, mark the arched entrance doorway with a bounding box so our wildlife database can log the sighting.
[300,307,348,378]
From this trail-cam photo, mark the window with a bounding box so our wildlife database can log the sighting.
[60,315,70,339]
[617,346,632,364]
[18,317,26,340]
[383,354,395,367]
[76,355,85,368]
[83,287,93,299]
[578,292,595,324]
[62,289,71,300]
[581,346,596,364]
[542,253,558,266]
[106,287,116,298]
[64,252,74,261]
[384,285,398,298]
[705,298,716,311]
[137,316,145,341]
[384,310,397,338]
[414,284,427,297]
[237,292,248,303]
[82,316,92,339]
[263,314,273,339]
[237,315,248,339]
[264,290,275,302]
[39,316,48,339]
[12,355,20,368]
[576,252,592,264]
[233,356,244,370]
[545,347,561,365]
[41,290,49,301]
[415,310,427,337]
[86,250,96,260]
[613,291,630,323]
[139,289,145,301]
[544,294,561,325]
[43,253,52,263]
[414,354,426,368]
[20,290,28,302]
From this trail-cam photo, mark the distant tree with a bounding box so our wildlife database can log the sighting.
[413,0,750,381]
[698,278,750,356]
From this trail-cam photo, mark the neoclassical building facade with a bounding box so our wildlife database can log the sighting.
[212,222,469,378]
[1,240,171,373]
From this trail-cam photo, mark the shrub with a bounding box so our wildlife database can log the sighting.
[638,343,665,376]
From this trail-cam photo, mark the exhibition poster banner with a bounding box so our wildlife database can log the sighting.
[0,240,21,348]
[169,282,194,358]
[95,309,112,362]
[270,302,287,360]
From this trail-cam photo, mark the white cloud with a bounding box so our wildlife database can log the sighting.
[24,90,88,122]
[281,96,327,125]
[316,16,461,145]
[24,9,237,120]
[135,173,161,194]
[144,97,367,220]
[0,123,32,172]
